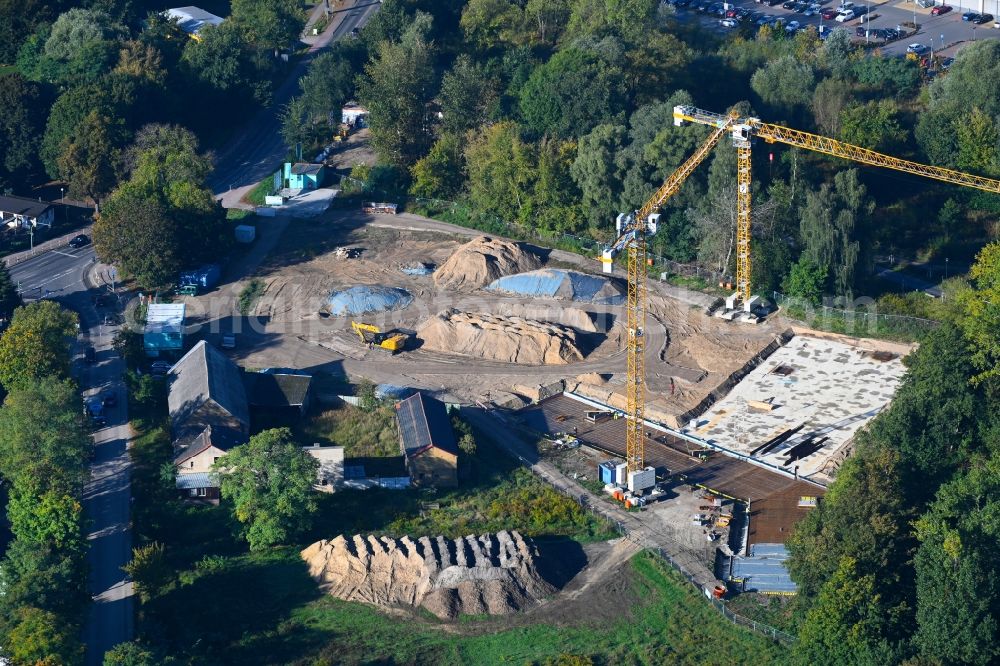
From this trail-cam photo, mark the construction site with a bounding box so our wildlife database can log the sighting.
[178,102,1000,607]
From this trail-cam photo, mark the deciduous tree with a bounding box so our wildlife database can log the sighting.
[0,302,78,393]
[214,428,319,550]
[357,26,436,166]
[57,110,123,208]
[958,242,1000,385]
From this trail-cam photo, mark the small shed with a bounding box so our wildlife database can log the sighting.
[395,392,459,488]
[0,195,54,229]
[303,444,345,491]
[341,104,368,127]
[144,303,186,356]
[244,370,313,415]
[284,162,325,191]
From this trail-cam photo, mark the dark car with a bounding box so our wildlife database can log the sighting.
[930,4,951,14]
[821,8,839,18]
[973,12,993,23]
[68,234,90,249]
[782,0,796,8]
[84,346,96,363]
[102,391,117,408]
[961,10,977,20]
[725,7,738,17]
[793,2,809,11]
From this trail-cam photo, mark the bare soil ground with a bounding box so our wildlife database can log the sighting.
[187,207,784,420]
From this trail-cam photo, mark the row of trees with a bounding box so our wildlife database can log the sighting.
[0,301,92,664]
[0,0,304,197]
[281,0,1000,304]
[786,242,1000,664]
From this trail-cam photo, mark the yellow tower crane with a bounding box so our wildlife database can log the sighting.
[672,105,1000,304]
[601,113,738,478]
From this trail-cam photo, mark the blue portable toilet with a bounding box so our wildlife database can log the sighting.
[599,461,617,485]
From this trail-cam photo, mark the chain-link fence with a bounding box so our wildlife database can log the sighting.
[572,478,796,645]
[772,291,940,342]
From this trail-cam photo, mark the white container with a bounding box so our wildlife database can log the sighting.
[628,466,656,493]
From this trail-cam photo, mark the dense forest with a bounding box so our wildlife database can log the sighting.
[282,0,1000,307]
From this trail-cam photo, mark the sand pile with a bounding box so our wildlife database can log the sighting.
[301,530,555,619]
[417,309,585,365]
[433,236,542,290]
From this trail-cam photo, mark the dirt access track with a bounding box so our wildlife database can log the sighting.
[180,208,785,417]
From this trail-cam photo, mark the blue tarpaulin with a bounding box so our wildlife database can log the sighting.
[486,269,624,304]
[731,543,797,594]
[327,286,413,316]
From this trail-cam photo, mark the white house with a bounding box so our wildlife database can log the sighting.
[0,195,54,229]
[303,444,345,491]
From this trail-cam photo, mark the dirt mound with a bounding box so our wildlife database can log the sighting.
[433,236,542,290]
[301,530,555,619]
[417,309,585,365]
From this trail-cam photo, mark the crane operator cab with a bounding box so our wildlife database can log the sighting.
[602,213,660,274]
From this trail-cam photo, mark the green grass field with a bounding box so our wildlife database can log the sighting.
[144,548,786,665]
[296,404,398,457]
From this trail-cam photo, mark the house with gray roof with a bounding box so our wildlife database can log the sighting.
[168,340,249,445]
[395,392,458,488]
[0,195,54,229]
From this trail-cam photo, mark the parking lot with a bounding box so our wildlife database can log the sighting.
[670,0,1000,57]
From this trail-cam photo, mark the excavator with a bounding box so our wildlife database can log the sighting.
[351,322,409,354]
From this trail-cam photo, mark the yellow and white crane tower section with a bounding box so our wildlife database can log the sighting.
[601,113,738,481]
[673,104,1000,305]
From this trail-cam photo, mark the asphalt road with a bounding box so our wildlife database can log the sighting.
[10,246,135,664]
[209,0,383,197]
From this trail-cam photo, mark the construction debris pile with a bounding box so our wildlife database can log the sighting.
[487,269,624,305]
[301,531,555,619]
[433,236,542,290]
[326,285,413,316]
[417,309,585,365]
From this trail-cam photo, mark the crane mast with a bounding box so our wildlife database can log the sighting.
[605,117,736,473]
[673,105,1000,302]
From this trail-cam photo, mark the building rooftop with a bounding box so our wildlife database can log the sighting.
[164,6,224,36]
[245,371,312,408]
[168,340,249,435]
[395,393,458,458]
[174,425,246,465]
[175,472,217,489]
[730,543,797,594]
[689,335,906,484]
[0,194,53,218]
[290,162,324,176]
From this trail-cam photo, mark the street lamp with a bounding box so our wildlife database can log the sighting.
[60,186,65,223]
[945,258,949,280]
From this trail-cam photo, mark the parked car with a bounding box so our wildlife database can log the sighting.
[68,234,90,249]
[793,2,809,11]
[973,12,993,23]
[757,13,773,24]
[803,4,820,15]
[150,360,172,375]
[821,8,839,19]
[961,10,977,20]
[85,398,103,418]
[736,7,752,18]
[782,0,797,8]
[84,346,96,363]
[930,4,952,14]
[102,391,117,409]
[835,9,856,21]
[907,42,929,54]
[786,19,801,31]
[720,17,738,26]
